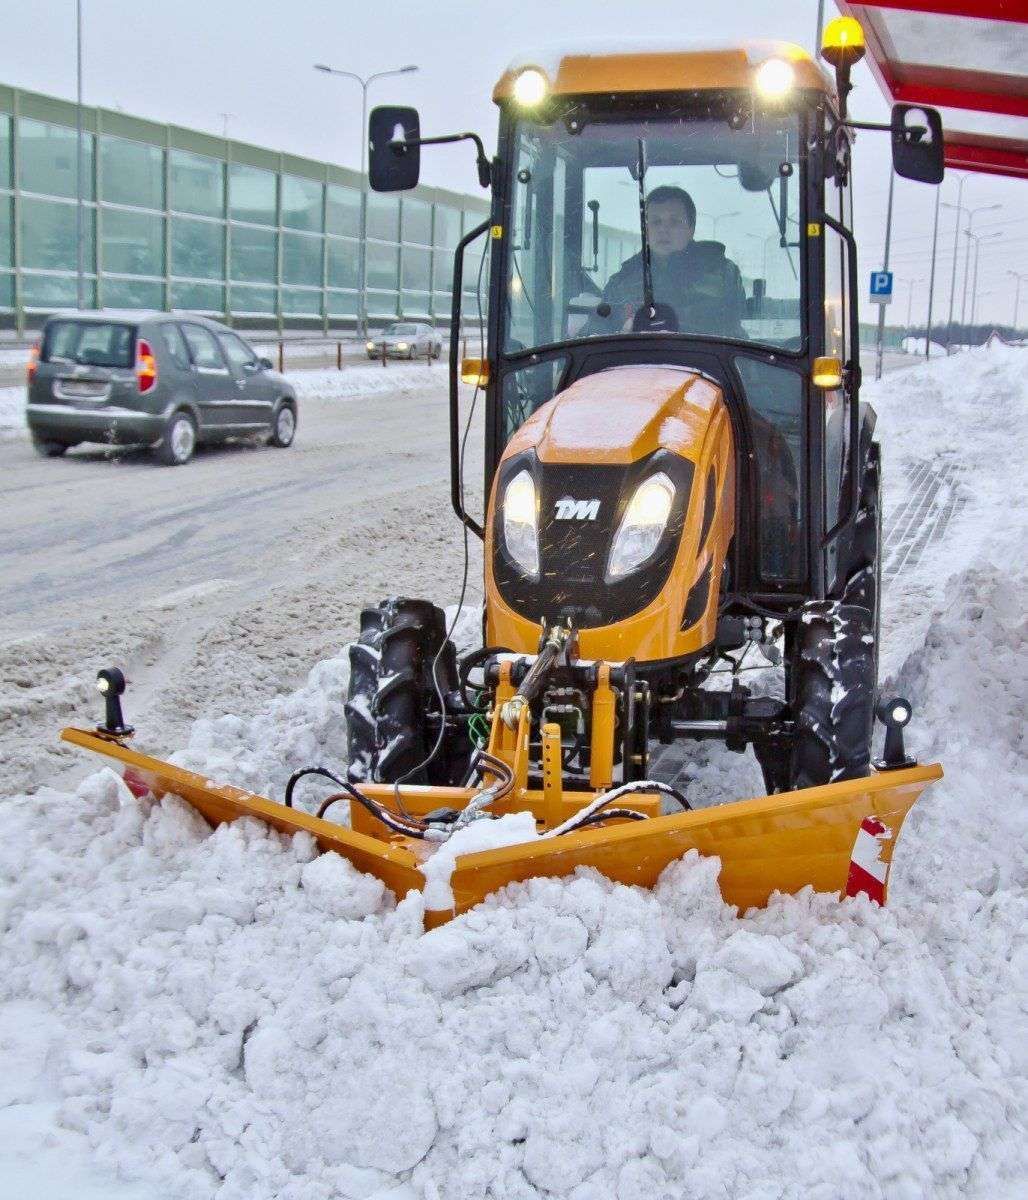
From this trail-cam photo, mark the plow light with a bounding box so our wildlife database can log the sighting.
[607,472,675,580]
[96,668,133,738]
[875,696,915,771]
[812,356,843,389]
[755,57,795,100]
[502,468,540,578]
[513,68,548,107]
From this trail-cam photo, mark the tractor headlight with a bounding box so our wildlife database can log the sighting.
[502,468,539,578]
[606,472,675,580]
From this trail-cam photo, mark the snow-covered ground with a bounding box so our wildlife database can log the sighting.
[1,345,1025,1199]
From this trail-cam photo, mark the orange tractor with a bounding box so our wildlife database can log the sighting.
[68,23,944,925]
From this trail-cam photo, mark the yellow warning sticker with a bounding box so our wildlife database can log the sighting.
[807,222,821,237]
[491,225,503,239]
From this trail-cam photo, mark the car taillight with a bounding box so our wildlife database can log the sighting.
[137,339,157,393]
[27,343,39,383]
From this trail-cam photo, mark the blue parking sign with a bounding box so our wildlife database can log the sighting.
[869,270,893,305]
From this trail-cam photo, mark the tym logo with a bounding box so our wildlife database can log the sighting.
[554,497,600,521]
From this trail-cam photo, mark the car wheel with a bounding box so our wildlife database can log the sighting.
[269,402,296,448]
[155,410,197,466]
[32,437,70,458]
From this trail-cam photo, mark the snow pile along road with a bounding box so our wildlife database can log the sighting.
[1,345,1026,1199]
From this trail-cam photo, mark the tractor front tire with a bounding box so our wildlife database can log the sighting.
[345,597,467,786]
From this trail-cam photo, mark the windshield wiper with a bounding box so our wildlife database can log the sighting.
[631,138,677,333]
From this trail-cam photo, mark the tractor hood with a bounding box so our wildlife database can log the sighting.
[487,363,737,660]
[504,364,726,466]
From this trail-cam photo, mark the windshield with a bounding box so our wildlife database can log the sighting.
[43,320,136,368]
[386,323,418,336]
[504,102,803,354]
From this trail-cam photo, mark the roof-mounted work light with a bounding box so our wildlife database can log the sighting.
[513,68,548,107]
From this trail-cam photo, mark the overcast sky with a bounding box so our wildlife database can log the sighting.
[2,0,1024,327]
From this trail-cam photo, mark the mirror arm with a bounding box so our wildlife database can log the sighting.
[841,119,891,133]
[391,131,491,187]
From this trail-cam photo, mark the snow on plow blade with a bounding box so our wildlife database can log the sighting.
[62,727,941,927]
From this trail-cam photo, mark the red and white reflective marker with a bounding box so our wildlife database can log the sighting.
[846,815,893,904]
[122,767,153,800]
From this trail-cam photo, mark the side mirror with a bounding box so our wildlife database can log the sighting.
[258,356,274,371]
[892,104,944,184]
[369,106,420,192]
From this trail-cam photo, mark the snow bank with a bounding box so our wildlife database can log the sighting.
[288,363,444,403]
[1,348,1026,1199]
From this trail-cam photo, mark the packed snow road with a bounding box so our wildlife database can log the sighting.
[0,365,483,797]
[0,347,1025,1200]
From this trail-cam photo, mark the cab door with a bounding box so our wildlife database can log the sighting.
[180,323,234,432]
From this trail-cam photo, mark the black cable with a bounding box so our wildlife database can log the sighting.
[720,593,806,622]
[284,766,428,839]
[458,644,512,709]
[284,766,346,808]
[392,244,489,805]
[573,807,648,830]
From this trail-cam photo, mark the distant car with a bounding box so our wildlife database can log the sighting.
[366,322,442,360]
[25,311,298,466]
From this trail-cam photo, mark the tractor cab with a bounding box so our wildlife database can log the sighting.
[371,33,942,611]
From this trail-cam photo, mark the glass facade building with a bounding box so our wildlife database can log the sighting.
[0,83,491,332]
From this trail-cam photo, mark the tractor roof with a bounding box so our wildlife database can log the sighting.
[493,40,834,102]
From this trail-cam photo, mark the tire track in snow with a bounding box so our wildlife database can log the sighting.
[883,455,967,585]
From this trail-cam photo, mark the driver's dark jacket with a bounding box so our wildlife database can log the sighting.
[596,240,746,339]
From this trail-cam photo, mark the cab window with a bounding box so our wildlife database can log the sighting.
[505,102,803,355]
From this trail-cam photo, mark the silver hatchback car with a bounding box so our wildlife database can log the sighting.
[365,321,442,360]
[26,311,298,466]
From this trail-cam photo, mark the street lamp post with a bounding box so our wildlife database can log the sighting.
[314,62,419,339]
[924,185,941,360]
[75,0,84,310]
[941,174,968,352]
[959,203,1001,329]
[905,277,924,334]
[874,165,896,381]
[967,231,1000,329]
[744,232,777,281]
[1008,270,1028,330]
[703,210,740,241]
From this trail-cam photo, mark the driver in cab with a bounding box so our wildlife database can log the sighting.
[594,186,746,339]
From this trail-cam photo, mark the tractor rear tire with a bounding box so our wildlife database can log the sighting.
[789,445,881,789]
[345,597,467,786]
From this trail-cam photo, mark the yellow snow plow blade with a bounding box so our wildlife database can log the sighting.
[62,727,942,928]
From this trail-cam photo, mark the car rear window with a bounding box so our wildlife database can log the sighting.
[44,320,136,368]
